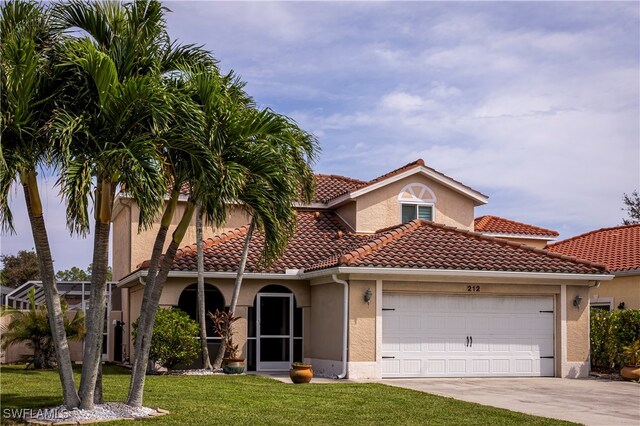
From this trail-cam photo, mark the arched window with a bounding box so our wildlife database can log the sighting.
[398,183,436,223]
[177,283,225,338]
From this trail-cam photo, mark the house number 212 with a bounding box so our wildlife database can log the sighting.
[467,285,480,292]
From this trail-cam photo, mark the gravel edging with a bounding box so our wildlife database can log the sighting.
[23,403,169,425]
[168,368,224,376]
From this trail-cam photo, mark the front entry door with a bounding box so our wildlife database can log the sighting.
[257,293,293,371]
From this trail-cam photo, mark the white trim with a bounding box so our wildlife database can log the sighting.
[292,202,328,210]
[397,183,437,203]
[327,166,488,207]
[375,279,382,378]
[256,293,293,371]
[301,267,612,281]
[479,232,557,241]
[560,284,567,377]
[347,362,378,379]
[119,267,611,288]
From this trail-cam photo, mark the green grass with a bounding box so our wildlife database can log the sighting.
[0,365,576,425]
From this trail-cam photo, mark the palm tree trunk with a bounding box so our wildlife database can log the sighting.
[128,201,196,407]
[196,203,212,369]
[128,191,178,396]
[213,219,254,368]
[20,170,80,408]
[79,178,114,410]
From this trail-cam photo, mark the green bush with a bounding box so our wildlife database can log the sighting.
[590,309,640,368]
[133,308,200,370]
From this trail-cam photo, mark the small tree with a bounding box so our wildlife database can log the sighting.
[132,308,200,371]
[0,289,85,369]
[621,190,640,225]
[0,250,40,288]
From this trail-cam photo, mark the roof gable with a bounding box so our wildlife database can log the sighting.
[326,159,489,207]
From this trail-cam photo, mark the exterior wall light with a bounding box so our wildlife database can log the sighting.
[364,288,373,305]
[573,295,583,309]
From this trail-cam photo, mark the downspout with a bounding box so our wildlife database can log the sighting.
[330,274,349,379]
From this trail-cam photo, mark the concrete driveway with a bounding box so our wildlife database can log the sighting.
[378,377,640,425]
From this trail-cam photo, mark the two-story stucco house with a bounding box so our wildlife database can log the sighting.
[112,159,610,379]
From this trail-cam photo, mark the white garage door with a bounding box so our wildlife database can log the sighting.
[382,294,555,377]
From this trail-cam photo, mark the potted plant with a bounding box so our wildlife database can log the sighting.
[620,340,640,381]
[209,310,244,374]
[289,362,313,384]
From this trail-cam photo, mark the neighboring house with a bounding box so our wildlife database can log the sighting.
[547,224,640,311]
[113,159,610,379]
[474,215,559,249]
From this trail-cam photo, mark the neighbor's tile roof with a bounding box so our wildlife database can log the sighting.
[140,212,605,276]
[546,224,640,272]
[474,215,559,237]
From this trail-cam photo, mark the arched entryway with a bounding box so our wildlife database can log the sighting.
[177,283,225,366]
[247,285,303,371]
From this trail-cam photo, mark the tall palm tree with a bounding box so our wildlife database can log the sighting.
[50,0,213,410]
[195,203,213,370]
[0,0,80,408]
[127,69,318,406]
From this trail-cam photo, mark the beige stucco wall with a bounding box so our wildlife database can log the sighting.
[590,275,640,310]
[348,280,377,362]
[309,283,344,361]
[492,236,550,250]
[566,285,590,363]
[336,202,357,231]
[112,201,132,281]
[354,174,476,233]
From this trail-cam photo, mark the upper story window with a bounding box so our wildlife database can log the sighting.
[398,183,436,224]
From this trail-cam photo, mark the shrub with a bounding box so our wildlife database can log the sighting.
[591,309,640,368]
[133,308,200,370]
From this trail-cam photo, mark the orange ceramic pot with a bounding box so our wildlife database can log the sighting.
[289,364,313,384]
[620,366,640,381]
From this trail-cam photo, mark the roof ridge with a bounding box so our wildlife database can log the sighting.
[547,223,640,248]
[339,220,424,265]
[315,173,366,184]
[426,221,607,271]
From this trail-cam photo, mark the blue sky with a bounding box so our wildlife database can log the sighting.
[1,1,639,271]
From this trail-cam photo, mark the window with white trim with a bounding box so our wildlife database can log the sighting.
[398,183,436,224]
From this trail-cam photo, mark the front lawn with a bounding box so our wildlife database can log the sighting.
[0,365,575,425]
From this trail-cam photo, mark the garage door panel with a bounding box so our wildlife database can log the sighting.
[382,293,555,378]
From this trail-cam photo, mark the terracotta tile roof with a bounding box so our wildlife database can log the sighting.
[474,215,559,237]
[323,220,604,274]
[313,174,366,203]
[546,224,640,272]
[140,213,605,276]
[168,210,370,273]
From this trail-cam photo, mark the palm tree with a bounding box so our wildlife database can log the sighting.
[50,0,214,410]
[127,68,318,406]
[196,203,213,370]
[1,289,85,369]
[0,0,80,408]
